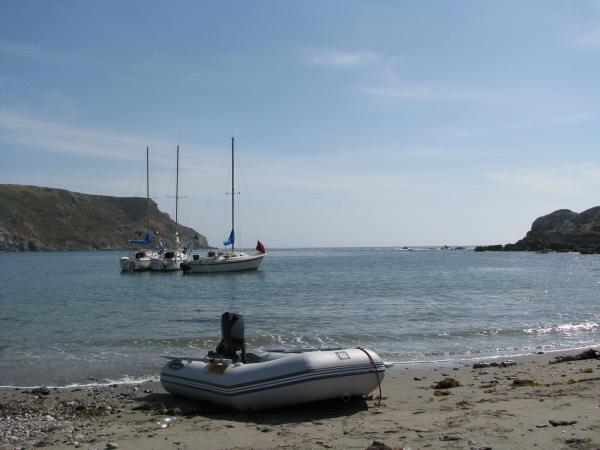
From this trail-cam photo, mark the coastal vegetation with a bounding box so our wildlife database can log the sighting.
[0,184,207,251]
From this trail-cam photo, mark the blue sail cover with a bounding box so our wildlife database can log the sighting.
[223,229,235,246]
[130,232,152,245]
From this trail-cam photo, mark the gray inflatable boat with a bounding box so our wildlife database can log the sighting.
[160,313,386,411]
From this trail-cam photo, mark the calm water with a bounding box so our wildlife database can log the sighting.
[1,248,599,386]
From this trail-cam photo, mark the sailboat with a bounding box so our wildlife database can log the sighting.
[181,137,266,274]
[150,145,188,271]
[119,147,160,272]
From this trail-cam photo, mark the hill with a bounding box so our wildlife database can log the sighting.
[475,207,600,254]
[0,184,208,251]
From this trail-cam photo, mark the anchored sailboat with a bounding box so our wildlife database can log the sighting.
[119,147,160,272]
[181,137,266,274]
[150,145,188,271]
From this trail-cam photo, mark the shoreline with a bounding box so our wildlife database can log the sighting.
[2,344,599,390]
[2,348,599,449]
[2,344,598,390]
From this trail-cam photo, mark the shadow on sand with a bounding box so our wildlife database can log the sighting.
[134,392,370,425]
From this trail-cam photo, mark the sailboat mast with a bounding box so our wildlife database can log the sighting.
[175,145,179,233]
[146,146,150,234]
[231,137,235,252]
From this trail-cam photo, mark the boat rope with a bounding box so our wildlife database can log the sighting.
[356,347,382,407]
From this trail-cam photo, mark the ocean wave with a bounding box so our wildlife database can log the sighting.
[523,322,599,335]
[45,323,600,351]
[3,341,600,389]
[0,374,159,390]
[384,344,600,366]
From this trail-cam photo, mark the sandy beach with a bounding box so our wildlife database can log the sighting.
[1,348,599,450]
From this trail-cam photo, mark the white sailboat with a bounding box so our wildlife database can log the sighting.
[150,145,187,272]
[181,137,266,274]
[119,147,160,272]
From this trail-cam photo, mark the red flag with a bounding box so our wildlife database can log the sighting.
[256,240,266,254]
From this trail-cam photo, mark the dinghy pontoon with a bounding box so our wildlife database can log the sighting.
[160,312,386,411]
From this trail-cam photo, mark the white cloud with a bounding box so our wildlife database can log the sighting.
[571,27,600,49]
[359,84,498,101]
[397,147,457,158]
[0,109,247,196]
[238,147,479,197]
[0,41,61,62]
[0,40,137,82]
[484,163,600,195]
[0,109,155,162]
[304,48,497,102]
[0,74,21,86]
[509,113,592,130]
[304,49,382,67]
[451,112,592,140]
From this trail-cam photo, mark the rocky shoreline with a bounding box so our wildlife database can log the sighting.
[474,242,600,254]
[476,207,600,254]
[0,384,134,449]
[2,348,600,449]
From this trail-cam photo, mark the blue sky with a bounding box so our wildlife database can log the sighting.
[1,1,600,247]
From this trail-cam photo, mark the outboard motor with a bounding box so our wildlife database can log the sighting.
[214,312,246,363]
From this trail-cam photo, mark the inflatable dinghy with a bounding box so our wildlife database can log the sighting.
[160,312,386,411]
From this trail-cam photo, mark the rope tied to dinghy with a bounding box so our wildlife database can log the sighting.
[356,347,382,407]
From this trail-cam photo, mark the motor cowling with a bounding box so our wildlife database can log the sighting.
[215,312,246,363]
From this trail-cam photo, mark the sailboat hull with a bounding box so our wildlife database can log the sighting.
[181,253,265,274]
[120,255,153,272]
[150,255,185,272]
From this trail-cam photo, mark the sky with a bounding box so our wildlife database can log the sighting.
[1,1,600,248]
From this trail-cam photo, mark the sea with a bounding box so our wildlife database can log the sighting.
[1,248,599,387]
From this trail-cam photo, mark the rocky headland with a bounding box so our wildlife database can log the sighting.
[475,207,600,254]
[0,184,208,251]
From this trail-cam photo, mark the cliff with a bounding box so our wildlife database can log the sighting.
[475,207,600,254]
[0,184,208,251]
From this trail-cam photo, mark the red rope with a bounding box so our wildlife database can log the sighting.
[357,347,382,407]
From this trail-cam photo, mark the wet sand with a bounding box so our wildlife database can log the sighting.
[1,348,599,449]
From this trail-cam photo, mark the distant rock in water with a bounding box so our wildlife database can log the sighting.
[474,244,504,252]
[0,184,208,251]
[475,207,600,254]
